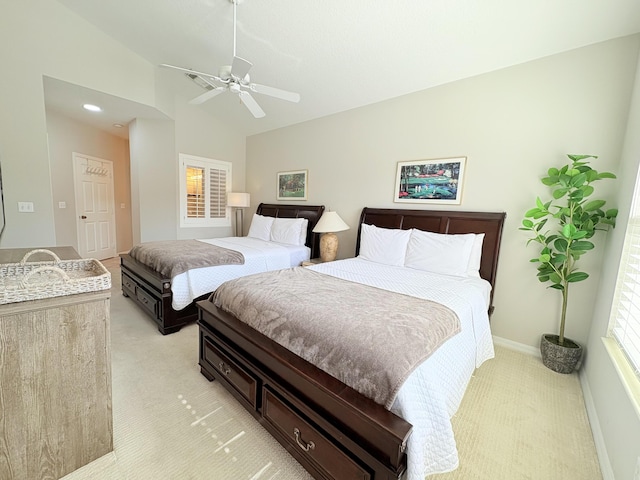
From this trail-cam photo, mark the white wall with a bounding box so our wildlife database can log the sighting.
[584,48,640,480]
[247,34,640,350]
[173,101,247,240]
[129,118,177,243]
[0,1,247,250]
[46,110,132,253]
[0,0,158,248]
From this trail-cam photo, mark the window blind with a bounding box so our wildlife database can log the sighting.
[609,186,640,380]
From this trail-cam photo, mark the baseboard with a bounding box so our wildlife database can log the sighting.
[579,370,614,480]
[492,335,539,357]
[492,335,613,479]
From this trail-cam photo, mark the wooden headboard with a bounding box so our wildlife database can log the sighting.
[256,203,325,259]
[356,207,506,314]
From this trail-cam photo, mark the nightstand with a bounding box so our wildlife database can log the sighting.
[301,258,324,267]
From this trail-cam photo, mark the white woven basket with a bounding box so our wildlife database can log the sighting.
[0,249,111,305]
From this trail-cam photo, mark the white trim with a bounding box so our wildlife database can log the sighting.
[579,367,615,480]
[601,337,640,420]
[492,335,540,357]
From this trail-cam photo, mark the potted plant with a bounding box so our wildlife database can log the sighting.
[520,154,618,374]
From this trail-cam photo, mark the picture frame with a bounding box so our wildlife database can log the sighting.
[394,157,466,204]
[277,170,308,201]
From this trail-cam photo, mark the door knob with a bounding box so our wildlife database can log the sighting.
[80,215,87,219]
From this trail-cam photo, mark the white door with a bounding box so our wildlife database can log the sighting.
[73,153,117,260]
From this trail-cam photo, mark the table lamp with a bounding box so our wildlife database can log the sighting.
[227,192,250,236]
[312,211,349,262]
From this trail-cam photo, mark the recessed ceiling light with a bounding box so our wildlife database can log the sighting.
[83,104,102,112]
[113,123,124,128]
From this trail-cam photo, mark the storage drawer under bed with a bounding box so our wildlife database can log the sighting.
[201,334,259,408]
[262,387,371,480]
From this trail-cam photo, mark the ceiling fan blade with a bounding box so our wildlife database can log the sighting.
[231,56,252,80]
[189,87,226,105]
[159,64,223,83]
[249,83,300,103]
[238,91,265,118]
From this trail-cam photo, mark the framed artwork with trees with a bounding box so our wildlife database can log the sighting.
[277,170,308,201]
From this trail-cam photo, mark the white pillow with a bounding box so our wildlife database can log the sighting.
[358,223,411,266]
[270,217,308,246]
[466,233,485,278]
[247,214,274,241]
[404,229,475,277]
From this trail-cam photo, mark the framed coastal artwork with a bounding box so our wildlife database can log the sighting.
[277,170,308,201]
[394,157,466,204]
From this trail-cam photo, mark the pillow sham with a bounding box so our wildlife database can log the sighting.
[247,214,274,241]
[358,223,411,266]
[270,217,308,246]
[466,233,485,278]
[404,229,476,277]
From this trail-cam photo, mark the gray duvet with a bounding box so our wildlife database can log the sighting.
[212,267,460,408]
[129,239,244,278]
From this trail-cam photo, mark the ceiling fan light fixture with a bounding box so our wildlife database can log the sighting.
[186,73,213,91]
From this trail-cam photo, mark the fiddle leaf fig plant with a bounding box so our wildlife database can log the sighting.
[520,154,618,346]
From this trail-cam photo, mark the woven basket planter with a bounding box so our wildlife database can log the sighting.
[0,249,111,305]
[540,333,583,374]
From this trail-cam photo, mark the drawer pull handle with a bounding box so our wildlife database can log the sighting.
[218,362,231,376]
[293,428,315,452]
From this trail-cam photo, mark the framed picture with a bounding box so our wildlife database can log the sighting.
[277,170,308,201]
[394,157,466,204]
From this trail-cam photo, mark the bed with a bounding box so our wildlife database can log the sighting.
[196,207,506,479]
[120,203,325,334]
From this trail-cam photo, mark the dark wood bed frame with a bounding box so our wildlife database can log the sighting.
[196,207,506,480]
[120,203,325,335]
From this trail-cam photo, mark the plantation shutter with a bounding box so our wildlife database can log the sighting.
[609,183,640,380]
[179,154,231,227]
[209,167,226,219]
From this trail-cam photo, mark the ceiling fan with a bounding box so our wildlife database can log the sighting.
[160,0,300,119]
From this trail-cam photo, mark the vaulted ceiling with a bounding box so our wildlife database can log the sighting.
[49,0,640,137]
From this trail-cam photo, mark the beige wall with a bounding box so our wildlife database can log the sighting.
[247,34,640,349]
[46,110,132,254]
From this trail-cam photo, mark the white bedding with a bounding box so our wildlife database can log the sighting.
[308,258,494,479]
[171,237,310,310]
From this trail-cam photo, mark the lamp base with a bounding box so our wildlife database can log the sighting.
[319,232,338,262]
[234,209,244,237]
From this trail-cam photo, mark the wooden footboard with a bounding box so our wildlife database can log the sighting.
[197,300,412,480]
[120,253,203,334]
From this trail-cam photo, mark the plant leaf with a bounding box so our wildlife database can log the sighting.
[567,272,589,282]
[584,200,606,211]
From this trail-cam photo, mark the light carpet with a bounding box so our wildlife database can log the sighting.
[61,257,601,480]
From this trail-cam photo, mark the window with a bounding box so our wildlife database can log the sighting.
[179,154,231,228]
[608,170,640,381]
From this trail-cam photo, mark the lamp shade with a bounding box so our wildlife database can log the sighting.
[312,211,349,233]
[227,192,250,208]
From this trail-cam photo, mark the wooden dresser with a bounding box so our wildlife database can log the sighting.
[0,247,113,480]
